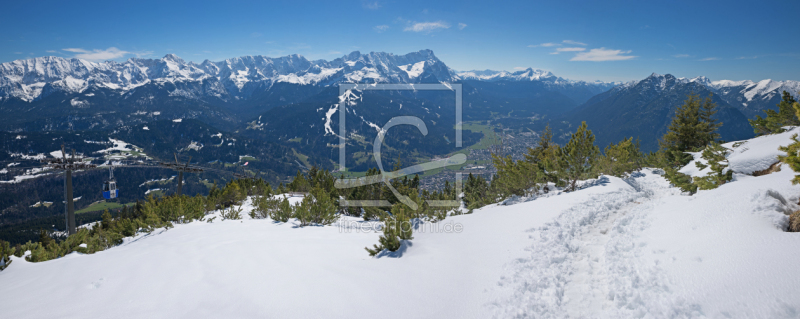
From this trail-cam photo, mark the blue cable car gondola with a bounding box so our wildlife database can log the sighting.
[102,167,118,199]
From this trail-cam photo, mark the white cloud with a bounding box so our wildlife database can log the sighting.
[46,50,57,53]
[404,21,450,32]
[513,66,527,70]
[374,25,389,32]
[61,47,150,61]
[673,54,690,58]
[736,56,758,60]
[14,52,22,54]
[699,57,719,61]
[550,47,586,54]
[458,23,467,30]
[562,40,587,46]
[363,1,381,9]
[528,42,560,48]
[570,48,637,61]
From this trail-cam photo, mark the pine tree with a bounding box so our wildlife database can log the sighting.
[693,142,733,190]
[463,173,490,209]
[308,186,339,225]
[287,171,308,192]
[294,196,312,226]
[277,183,286,194]
[660,93,721,167]
[101,210,112,230]
[270,196,293,222]
[525,125,561,187]
[491,154,540,198]
[38,230,54,248]
[365,203,410,256]
[663,167,697,194]
[597,137,642,177]
[778,100,800,184]
[750,91,800,135]
[559,121,600,191]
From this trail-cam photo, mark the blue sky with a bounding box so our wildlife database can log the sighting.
[1,0,798,82]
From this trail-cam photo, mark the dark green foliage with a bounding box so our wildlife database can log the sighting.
[772,99,800,185]
[101,210,112,230]
[365,202,413,256]
[642,150,670,169]
[780,135,800,184]
[2,179,260,268]
[220,205,243,220]
[596,137,643,177]
[273,197,293,222]
[526,125,563,188]
[491,154,540,198]
[361,207,384,221]
[252,193,280,220]
[750,91,799,135]
[693,142,733,190]
[657,93,732,193]
[463,173,491,209]
[660,93,721,167]
[294,187,339,226]
[113,119,301,185]
[664,168,698,194]
[0,240,12,270]
[558,121,600,191]
[38,229,55,249]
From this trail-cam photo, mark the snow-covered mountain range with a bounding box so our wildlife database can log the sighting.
[616,73,800,118]
[0,50,617,103]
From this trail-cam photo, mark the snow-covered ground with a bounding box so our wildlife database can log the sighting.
[1,132,800,318]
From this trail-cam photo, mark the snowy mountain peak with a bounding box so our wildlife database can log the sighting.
[162,54,184,63]
[456,68,559,82]
[0,50,461,101]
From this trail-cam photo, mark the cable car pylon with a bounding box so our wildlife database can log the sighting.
[41,145,97,235]
[158,153,203,196]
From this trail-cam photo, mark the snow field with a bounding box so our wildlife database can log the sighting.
[1,130,800,318]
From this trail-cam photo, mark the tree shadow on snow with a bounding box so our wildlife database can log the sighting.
[580,175,611,189]
[374,240,412,258]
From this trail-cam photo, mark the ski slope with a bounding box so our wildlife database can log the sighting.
[1,132,800,318]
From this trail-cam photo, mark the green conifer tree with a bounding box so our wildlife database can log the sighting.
[559,121,600,191]
[660,94,721,167]
[596,137,642,177]
[750,91,800,135]
[308,187,339,225]
[663,167,698,194]
[693,142,733,190]
[778,100,800,184]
